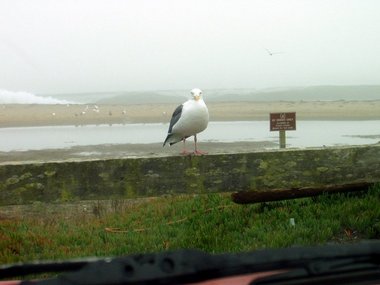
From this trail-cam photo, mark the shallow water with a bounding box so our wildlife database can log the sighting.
[0,121,379,152]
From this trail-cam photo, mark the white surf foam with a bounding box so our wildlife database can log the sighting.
[0,89,75,104]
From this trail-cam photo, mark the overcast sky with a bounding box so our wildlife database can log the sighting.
[0,0,380,94]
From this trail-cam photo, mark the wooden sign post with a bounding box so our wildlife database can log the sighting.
[270,112,296,148]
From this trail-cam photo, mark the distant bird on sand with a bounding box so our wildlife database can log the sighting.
[163,88,209,155]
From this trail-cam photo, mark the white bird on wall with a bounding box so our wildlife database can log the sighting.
[163,88,209,155]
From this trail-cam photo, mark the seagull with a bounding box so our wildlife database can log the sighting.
[163,88,209,155]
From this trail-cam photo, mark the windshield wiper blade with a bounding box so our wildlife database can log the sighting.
[1,240,379,284]
[252,258,380,285]
[0,258,96,279]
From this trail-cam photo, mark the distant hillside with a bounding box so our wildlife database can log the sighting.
[208,85,380,102]
[95,91,183,104]
[43,85,380,104]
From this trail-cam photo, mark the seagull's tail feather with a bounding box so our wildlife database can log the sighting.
[163,133,185,147]
[163,134,175,147]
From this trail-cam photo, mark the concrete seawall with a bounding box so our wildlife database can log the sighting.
[1,144,380,205]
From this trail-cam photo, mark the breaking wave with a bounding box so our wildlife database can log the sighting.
[0,89,75,104]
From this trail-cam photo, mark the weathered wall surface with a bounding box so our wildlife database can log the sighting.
[1,144,380,205]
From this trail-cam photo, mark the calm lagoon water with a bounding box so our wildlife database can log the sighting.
[0,121,379,152]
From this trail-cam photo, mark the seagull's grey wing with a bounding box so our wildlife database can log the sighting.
[163,104,184,147]
[168,104,183,133]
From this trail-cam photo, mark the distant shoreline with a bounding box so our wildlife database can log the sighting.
[1,100,380,128]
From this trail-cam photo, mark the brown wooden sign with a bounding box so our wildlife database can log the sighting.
[270,112,296,131]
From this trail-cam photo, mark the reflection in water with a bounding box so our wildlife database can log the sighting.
[0,121,379,151]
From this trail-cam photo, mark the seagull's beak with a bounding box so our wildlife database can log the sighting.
[194,95,200,101]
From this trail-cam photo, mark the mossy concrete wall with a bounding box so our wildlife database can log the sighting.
[1,144,380,205]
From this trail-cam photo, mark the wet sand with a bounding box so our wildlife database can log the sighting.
[0,141,278,164]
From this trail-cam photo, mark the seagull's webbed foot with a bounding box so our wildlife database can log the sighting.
[180,150,192,156]
[193,135,207,155]
[179,138,192,155]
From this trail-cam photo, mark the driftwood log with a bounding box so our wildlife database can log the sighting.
[231,182,375,204]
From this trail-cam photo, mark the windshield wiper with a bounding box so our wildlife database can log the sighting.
[0,240,379,285]
[252,256,380,285]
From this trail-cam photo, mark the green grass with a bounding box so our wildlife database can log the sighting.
[1,184,380,264]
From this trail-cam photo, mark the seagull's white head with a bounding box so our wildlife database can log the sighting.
[190,88,203,101]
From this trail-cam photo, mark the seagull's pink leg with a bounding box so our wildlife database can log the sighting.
[180,138,191,155]
[193,134,207,155]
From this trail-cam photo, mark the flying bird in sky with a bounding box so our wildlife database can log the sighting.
[163,88,209,155]
[265,48,284,56]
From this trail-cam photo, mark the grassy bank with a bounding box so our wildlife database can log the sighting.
[1,184,380,264]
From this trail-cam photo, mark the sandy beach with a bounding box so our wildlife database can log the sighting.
[1,100,379,163]
[1,101,380,128]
